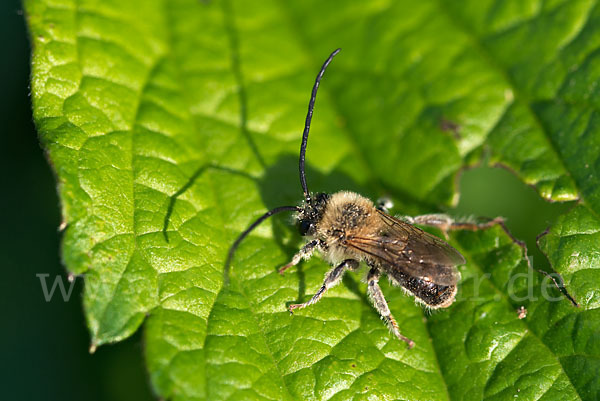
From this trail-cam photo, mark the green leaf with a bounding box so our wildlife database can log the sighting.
[536,205,600,399]
[25,0,599,400]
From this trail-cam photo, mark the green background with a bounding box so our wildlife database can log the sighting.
[2,0,575,399]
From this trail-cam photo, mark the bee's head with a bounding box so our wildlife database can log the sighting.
[297,192,330,236]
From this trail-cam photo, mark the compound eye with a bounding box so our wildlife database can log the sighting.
[299,220,312,236]
[316,193,328,203]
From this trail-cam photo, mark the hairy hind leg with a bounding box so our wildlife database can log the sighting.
[367,267,414,349]
[402,214,506,239]
[406,214,579,307]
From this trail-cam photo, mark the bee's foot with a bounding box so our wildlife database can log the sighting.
[288,303,304,314]
[278,263,293,275]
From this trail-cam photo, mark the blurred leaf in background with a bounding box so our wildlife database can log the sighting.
[21,0,599,400]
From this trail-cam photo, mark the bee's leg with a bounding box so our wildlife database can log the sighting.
[402,214,455,239]
[405,214,506,239]
[289,259,358,312]
[376,197,394,213]
[409,214,580,307]
[278,239,320,275]
[366,267,415,349]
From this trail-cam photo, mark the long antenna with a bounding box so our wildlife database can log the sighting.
[225,205,301,282]
[299,48,341,202]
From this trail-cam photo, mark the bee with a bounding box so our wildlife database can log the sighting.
[227,48,472,349]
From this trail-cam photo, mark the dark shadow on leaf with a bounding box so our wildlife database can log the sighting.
[342,274,370,305]
[222,0,266,169]
[162,163,255,243]
[257,153,376,210]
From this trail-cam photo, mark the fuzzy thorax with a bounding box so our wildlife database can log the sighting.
[313,191,379,264]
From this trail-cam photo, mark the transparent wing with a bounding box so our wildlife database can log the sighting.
[345,210,464,286]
